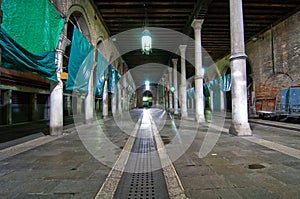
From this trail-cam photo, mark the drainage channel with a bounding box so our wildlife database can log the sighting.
[113,111,169,199]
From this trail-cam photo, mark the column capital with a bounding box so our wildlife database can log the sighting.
[179,45,187,54]
[172,58,178,66]
[229,52,247,61]
[192,19,204,30]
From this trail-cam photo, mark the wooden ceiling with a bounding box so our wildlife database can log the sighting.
[93,0,299,77]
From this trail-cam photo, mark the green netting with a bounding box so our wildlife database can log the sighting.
[94,52,108,96]
[108,64,121,93]
[2,0,64,54]
[66,27,94,93]
[0,28,57,82]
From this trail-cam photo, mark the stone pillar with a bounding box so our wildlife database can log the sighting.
[179,45,188,118]
[229,0,252,136]
[85,50,97,124]
[220,91,225,111]
[192,19,205,123]
[31,93,38,121]
[102,77,109,118]
[76,95,82,115]
[191,98,195,110]
[50,33,69,136]
[168,68,173,111]
[118,83,122,114]
[3,90,12,125]
[172,58,179,115]
[161,77,166,110]
[112,92,116,115]
[156,85,160,107]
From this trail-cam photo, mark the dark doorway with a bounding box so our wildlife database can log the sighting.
[142,90,153,108]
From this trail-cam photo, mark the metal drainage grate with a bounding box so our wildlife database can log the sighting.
[128,172,155,199]
[114,112,169,199]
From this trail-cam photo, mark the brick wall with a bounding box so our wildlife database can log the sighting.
[246,11,300,111]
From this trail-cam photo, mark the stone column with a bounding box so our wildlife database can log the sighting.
[168,67,173,111]
[179,45,188,118]
[172,58,179,115]
[220,91,225,111]
[191,98,195,110]
[161,77,166,110]
[31,93,38,121]
[112,92,116,115]
[118,83,122,114]
[156,85,160,107]
[192,19,205,123]
[85,49,97,124]
[102,76,109,118]
[76,95,82,115]
[50,33,69,136]
[229,0,252,136]
[3,90,12,125]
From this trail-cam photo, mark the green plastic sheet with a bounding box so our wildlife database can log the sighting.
[66,27,94,93]
[108,64,121,93]
[0,28,57,82]
[2,0,64,54]
[94,52,108,96]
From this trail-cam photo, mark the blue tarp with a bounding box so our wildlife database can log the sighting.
[108,64,121,93]
[66,27,94,93]
[94,52,108,96]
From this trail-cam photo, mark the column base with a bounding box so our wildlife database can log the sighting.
[229,122,252,136]
[85,118,94,125]
[181,112,188,119]
[174,110,179,115]
[50,126,63,136]
[195,113,206,123]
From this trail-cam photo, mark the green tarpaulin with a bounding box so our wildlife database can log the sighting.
[66,27,94,93]
[94,52,108,96]
[0,28,58,82]
[2,0,64,54]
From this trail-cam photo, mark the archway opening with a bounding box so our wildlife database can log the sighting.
[142,90,153,108]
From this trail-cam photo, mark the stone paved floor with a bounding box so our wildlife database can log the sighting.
[1,109,300,198]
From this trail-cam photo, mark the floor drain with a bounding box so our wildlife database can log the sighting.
[248,164,265,169]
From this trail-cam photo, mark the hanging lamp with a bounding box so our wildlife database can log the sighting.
[141,5,152,55]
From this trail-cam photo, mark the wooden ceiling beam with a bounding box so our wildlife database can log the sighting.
[104,18,187,23]
[99,8,192,13]
[95,1,195,6]
[101,13,190,17]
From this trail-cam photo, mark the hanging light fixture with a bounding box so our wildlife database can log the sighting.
[141,4,152,55]
[141,28,152,55]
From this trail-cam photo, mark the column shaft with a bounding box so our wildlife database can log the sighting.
[118,83,122,113]
[192,19,205,123]
[229,0,252,136]
[31,93,38,121]
[3,90,12,125]
[179,45,188,118]
[50,33,69,135]
[85,50,97,124]
[102,77,109,118]
[168,68,173,111]
[172,59,179,114]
